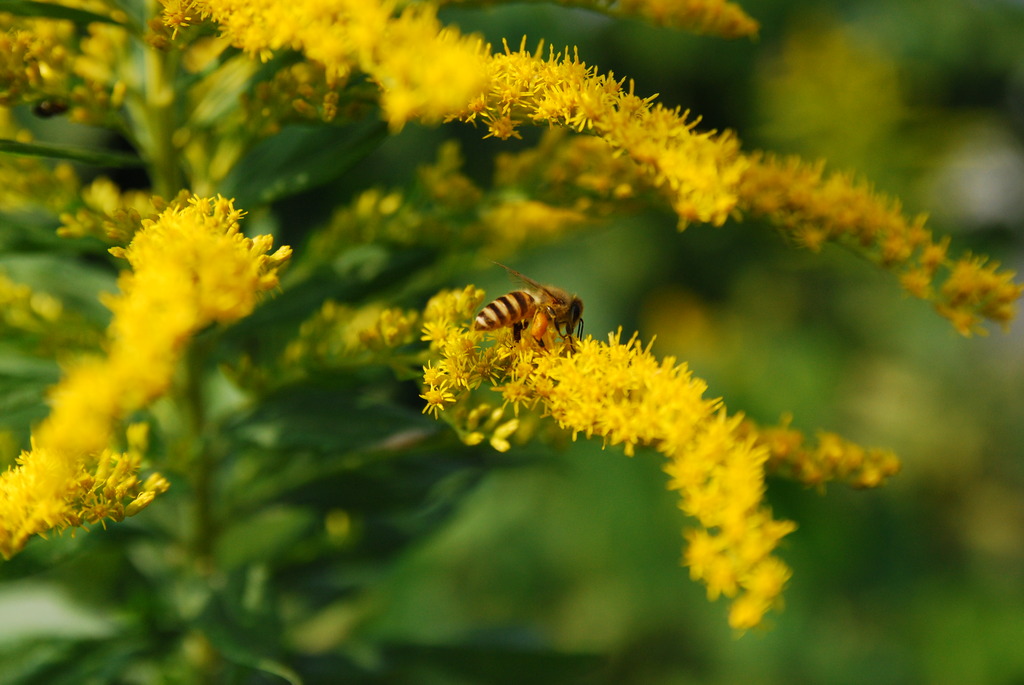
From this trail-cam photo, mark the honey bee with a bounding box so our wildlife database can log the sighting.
[473,263,584,348]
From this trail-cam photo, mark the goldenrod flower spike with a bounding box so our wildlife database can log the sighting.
[163,4,745,223]
[737,153,1023,334]
[165,0,489,129]
[420,307,798,630]
[741,415,901,490]
[0,195,291,559]
[458,39,747,227]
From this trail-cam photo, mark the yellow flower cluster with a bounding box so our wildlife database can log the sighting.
[419,291,534,451]
[418,286,489,414]
[59,178,185,244]
[242,61,345,136]
[0,195,291,558]
[493,130,649,209]
[281,300,420,371]
[302,140,602,264]
[0,16,74,108]
[1,426,169,560]
[419,286,797,629]
[162,0,489,129]
[0,108,76,213]
[737,154,1023,334]
[419,285,488,356]
[0,13,128,125]
[0,272,63,334]
[0,272,102,353]
[168,0,748,225]
[458,39,747,227]
[0,149,79,214]
[741,416,901,490]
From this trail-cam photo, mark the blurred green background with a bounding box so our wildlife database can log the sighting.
[3,0,1024,682]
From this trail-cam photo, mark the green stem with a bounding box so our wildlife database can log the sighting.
[145,52,184,196]
[182,335,216,572]
[142,4,185,196]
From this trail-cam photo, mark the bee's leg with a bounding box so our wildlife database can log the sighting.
[512,321,525,342]
[531,312,551,348]
[561,325,577,353]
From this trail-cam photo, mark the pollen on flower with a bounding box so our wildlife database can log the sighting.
[159,0,202,37]
[422,361,446,388]
[421,383,456,417]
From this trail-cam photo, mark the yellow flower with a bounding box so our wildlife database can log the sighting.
[0,11,130,125]
[458,39,747,227]
[281,301,420,371]
[741,416,901,490]
[166,0,489,129]
[0,194,290,559]
[166,2,747,225]
[58,178,177,244]
[421,382,456,417]
[0,18,75,108]
[419,303,807,629]
[0,112,80,213]
[737,153,1022,334]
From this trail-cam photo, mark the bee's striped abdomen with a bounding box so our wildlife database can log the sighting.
[473,290,536,330]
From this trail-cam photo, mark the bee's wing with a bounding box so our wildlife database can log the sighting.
[493,262,540,289]
[494,262,547,295]
[493,262,571,306]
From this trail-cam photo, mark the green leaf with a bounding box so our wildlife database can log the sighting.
[0,637,149,685]
[220,121,388,208]
[198,585,304,685]
[0,0,121,25]
[228,386,434,455]
[0,212,77,253]
[0,139,143,168]
[215,507,318,570]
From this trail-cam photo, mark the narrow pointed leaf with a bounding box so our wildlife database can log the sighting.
[0,0,121,25]
[0,139,143,168]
